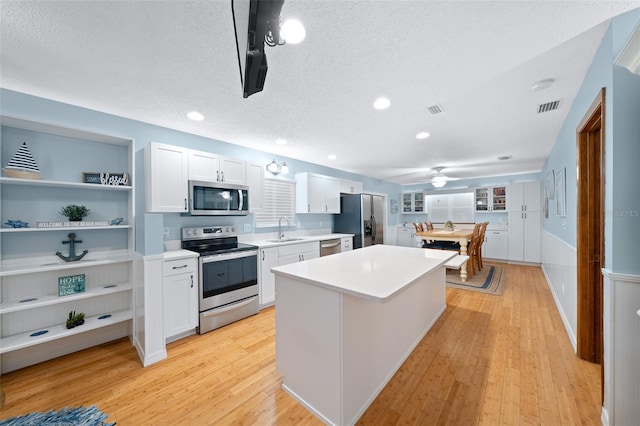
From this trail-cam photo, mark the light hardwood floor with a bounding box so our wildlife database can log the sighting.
[0,263,601,425]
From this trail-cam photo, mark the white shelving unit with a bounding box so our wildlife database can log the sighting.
[0,114,135,373]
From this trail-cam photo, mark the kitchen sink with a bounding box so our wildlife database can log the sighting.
[267,237,305,243]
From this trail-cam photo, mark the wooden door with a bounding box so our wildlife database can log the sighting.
[576,88,605,398]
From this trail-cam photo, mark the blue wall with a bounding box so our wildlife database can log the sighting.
[0,89,403,255]
[542,9,640,274]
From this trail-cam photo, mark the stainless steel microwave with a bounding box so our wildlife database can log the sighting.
[187,180,249,216]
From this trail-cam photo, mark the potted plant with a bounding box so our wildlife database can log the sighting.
[444,220,454,231]
[59,204,90,221]
[65,310,85,329]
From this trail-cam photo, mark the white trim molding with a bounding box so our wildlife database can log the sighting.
[541,229,577,351]
[600,268,640,425]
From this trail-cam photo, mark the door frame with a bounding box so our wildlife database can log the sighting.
[575,88,605,382]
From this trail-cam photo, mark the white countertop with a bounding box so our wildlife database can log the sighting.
[163,249,199,260]
[271,245,455,302]
[250,233,354,248]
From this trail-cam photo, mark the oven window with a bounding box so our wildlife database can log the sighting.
[201,256,257,298]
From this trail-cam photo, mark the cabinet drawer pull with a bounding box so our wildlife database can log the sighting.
[172,264,188,270]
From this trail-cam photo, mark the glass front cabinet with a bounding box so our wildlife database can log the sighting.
[475,186,506,212]
[402,192,424,214]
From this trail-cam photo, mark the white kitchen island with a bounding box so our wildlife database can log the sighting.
[271,245,455,425]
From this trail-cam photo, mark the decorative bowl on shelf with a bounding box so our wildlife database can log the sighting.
[5,219,29,228]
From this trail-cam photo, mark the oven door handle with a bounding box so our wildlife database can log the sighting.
[200,250,258,263]
[201,296,257,317]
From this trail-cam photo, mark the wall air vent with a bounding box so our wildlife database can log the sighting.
[427,104,444,115]
[537,100,560,113]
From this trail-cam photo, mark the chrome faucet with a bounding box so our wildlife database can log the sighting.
[278,216,292,240]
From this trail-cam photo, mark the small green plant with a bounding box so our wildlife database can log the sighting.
[444,220,454,229]
[59,204,90,221]
[66,310,86,329]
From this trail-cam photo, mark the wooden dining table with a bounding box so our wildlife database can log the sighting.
[416,228,474,282]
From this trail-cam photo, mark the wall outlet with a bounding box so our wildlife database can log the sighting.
[163,227,170,237]
[243,224,251,233]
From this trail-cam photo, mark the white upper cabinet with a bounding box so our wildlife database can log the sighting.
[402,192,425,213]
[245,161,264,213]
[219,156,246,185]
[295,172,340,213]
[187,149,219,182]
[145,142,188,213]
[339,179,363,194]
[506,181,541,212]
[188,149,246,184]
[475,186,507,212]
[146,143,254,213]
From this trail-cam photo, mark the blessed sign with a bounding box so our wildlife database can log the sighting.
[58,274,86,296]
[83,172,130,186]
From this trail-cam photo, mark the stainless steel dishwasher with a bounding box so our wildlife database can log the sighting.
[320,238,342,257]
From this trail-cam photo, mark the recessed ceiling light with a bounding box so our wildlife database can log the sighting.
[373,97,391,110]
[531,78,555,91]
[187,111,204,121]
[416,132,430,140]
[328,154,337,160]
[275,138,287,145]
[281,19,306,44]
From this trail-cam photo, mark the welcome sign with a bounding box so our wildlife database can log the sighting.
[58,274,86,296]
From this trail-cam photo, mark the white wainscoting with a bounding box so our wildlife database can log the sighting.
[541,229,577,351]
[602,269,640,426]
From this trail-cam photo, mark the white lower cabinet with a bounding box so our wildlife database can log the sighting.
[258,241,320,308]
[277,241,320,265]
[163,256,198,341]
[259,247,278,306]
[508,211,541,263]
[397,227,420,247]
[341,237,353,252]
[483,230,508,260]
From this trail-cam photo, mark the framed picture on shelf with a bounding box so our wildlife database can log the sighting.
[555,167,566,217]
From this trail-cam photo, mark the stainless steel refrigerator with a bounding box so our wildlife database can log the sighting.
[333,193,385,249]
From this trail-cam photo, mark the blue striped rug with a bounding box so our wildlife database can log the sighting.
[446,265,505,295]
[0,405,114,426]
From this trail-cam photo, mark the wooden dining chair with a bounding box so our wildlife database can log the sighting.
[465,223,482,278]
[477,222,489,270]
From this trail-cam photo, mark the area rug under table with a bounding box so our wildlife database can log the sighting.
[446,264,505,295]
[0,405,115,426]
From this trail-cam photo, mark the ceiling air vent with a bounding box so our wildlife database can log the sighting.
[427,104,444,115]
[537,100,560,113]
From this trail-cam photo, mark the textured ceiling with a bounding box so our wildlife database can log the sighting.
[1,1,639,185]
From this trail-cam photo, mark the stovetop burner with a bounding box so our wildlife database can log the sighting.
[181,226,258,256]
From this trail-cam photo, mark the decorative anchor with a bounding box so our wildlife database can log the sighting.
[56,233,89,262]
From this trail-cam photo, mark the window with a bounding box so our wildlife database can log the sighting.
[255,178,296,228]
[426,192,474,223]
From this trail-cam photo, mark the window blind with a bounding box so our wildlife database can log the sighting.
[255,178,296,228]
[426,192,474,223]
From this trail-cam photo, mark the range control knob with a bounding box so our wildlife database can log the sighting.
[231,227,236,232]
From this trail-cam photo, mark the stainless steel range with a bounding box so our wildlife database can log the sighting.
[181,226,259,334]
